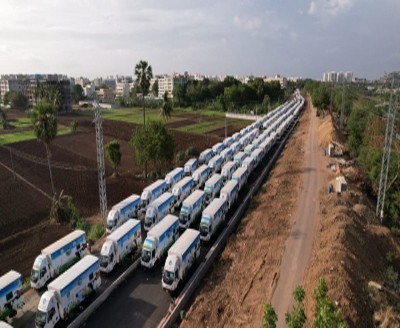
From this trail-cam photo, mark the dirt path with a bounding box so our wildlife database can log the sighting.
[271,98,325,325]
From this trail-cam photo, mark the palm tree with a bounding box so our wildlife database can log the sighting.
[134,60,153,179]
[46,84,62,111]
[34,82,62,111]
[160,91,172,122]
[31,101,58,195]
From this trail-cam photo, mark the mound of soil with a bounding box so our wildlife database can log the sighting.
[302,115,400,327]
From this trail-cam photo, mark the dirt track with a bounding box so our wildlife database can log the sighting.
[271,97,325,326]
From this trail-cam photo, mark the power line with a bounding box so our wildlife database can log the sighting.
[376,81,398,220]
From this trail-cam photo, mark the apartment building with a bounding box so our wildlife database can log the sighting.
[157,73,188,98]
[0,74,72,112]
[322,71,353,83]
[116,81,130,98]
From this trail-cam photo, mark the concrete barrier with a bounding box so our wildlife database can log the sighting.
[158,107,303,328]
[68,258,140,328]
[225,113,263,121]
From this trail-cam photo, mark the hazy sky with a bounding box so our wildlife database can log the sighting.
[0,0,399,79]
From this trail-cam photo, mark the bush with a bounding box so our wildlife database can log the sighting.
[88,224,105,242]
[176,150,185,162]
[261,303,278,328]
[314,278,345,328]
[50,193,80,227]
[185,146,199,158]
[285,285,306,328]
[70,120,78,133]
[75,218,90,233]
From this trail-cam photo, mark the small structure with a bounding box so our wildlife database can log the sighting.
[328,143,335,157]
[335,176,347,193]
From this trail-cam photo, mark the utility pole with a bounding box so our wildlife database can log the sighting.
[340,81,345,130]
[376,82,398,220]
[94,101,108,222]
[330,82,335,113]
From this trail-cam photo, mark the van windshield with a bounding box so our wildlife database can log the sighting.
[31,269,39,283]
[35,310,46,327]
[162,270,174,285]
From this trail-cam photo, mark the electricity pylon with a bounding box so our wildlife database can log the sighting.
[376,83,398,220]
[94,101,108,221]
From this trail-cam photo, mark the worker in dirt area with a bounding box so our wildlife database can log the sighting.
[87,241,92,253]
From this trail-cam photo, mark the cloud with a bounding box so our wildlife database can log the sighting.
[308,0,354,17]
[233,12,288,39]
[233,15,262,31]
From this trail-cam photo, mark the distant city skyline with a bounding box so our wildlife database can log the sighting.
[0,0,399,80]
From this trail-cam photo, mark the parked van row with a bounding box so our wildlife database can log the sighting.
[0,92,305,327]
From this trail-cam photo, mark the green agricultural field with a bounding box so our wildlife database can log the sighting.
[8,117,32,128]
[0,125,71,145]
[78,106,250,135]
[100,107,184,124]
[176,117,249,134]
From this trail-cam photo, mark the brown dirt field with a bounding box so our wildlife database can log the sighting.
[181,99,311,327]
[0,111,229,278]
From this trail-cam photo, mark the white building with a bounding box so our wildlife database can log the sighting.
[83,84,96,98]
[263,75,287,88]
[116,81,130,98]
[158,73,188,98]
[323,71,353,83]
[0,78,29,100]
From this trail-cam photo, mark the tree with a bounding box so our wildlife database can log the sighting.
[2,91,10,106]
[72,84,84,103]
[314,278,345,328]
[34,82,62,111]
[173,84,186,107]
[160,91,173,122]
[285,285,307,328]
[30,101,58,194]
[47,85,62,111]
[134,59,153,179]
[311,85,330,114]
[152,79,159,97]
[0,106,8,129]
[261,303,278,328]
[105,140,122,177]
[130,120,175,175]
[263,94,270,112]
[346,106,371,157]
[9,91,28,109]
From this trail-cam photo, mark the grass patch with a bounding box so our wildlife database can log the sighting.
[100,107,183,125]
[88,223,105,242]
[9,117,32,128]
[0,125,70,145]
[175,117,248,135]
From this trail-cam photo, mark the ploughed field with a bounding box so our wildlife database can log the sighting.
[0,109,241,277]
